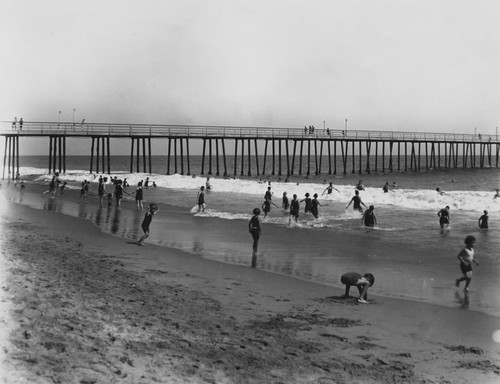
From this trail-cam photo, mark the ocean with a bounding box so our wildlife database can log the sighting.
[3,155,500,318]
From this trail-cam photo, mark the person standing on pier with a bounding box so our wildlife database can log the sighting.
[12,117,17,130]
[19,118,23,130]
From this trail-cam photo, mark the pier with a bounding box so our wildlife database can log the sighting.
[1,121,499,179]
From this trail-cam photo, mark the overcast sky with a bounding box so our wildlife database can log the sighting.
[2,0,500,140]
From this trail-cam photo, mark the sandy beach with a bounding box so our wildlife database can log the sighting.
[1,198,499,384]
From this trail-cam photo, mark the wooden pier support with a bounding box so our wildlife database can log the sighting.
[2,135,20,180]
[89,136,109,174]
[129,137,151,174]
[47,135,66,174]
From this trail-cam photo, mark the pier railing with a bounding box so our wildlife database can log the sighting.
[1,121,498,143]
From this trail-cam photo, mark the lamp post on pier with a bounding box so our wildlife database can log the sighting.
[73,109,76,127]
[58,110,61,128]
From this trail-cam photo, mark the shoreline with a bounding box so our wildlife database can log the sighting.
[1,198,500,383]
[8,184,500,319]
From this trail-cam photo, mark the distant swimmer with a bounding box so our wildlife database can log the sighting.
[356,180,365,191]
[455,235,478,292]
[300,193,312,214]
[137,203,160,246]
[391,182,398,189]
[494,189,500,199]
[197,186,206,213]
[346,190,367,212]
[289,194,300,224]
[282,191,290,211]
[478,210,489,229]
[310,193,323,219]
[340,272,375,304]
[382,182,394,193]
[436,187,445,196]
[322,182,340,197]
[206,177,212,191]
[437,205,450,229]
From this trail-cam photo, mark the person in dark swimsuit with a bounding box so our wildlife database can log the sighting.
[322,182,339,197]
[300,193,312,214]
[346,190,366,212]
[197,186,206,212]
[362,205,377,227]
[98,177,107,207]
[311,193,323,219]
[135,181,144,211]
[137,203,159,245]
[478,210,488,229]
[438,206,450,229]
[289,194,300,224]
[282,192,289,210]
[249,208,262,255]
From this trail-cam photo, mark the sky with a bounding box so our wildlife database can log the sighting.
[1,0,500,155]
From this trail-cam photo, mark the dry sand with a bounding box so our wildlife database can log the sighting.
[0,199,499,383]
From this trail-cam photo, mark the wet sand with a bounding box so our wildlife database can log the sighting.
[1,198,500,383]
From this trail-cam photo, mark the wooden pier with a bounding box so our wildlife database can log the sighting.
[1,121,499,179]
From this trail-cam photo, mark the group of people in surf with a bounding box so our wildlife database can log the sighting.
[254,179,377,228]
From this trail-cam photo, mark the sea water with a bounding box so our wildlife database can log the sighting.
[3,155,500,317]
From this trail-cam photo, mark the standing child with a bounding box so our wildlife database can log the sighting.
[137,203,160,246]
[455,235,479,292]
